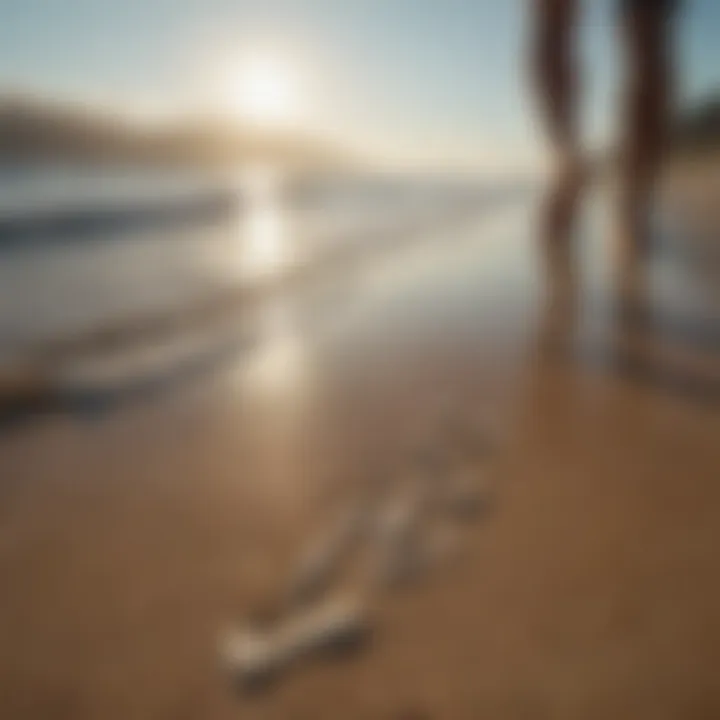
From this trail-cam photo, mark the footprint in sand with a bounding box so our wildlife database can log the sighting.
[221,412,501,694]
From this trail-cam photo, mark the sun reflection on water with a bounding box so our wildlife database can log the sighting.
[237,165,292,282]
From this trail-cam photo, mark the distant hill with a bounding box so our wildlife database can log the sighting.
[4,91,717,171]
[0,94,346,169]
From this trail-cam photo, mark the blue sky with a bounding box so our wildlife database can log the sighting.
[1,0,718,169]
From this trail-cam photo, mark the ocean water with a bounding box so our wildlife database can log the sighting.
[0,165,504,361]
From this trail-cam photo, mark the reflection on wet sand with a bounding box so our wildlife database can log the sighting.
[237,167,292,283]
[221,191,720,698]
[537,200,720,407]
[240,203,288,281]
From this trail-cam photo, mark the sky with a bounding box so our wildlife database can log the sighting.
[0,0,718,170]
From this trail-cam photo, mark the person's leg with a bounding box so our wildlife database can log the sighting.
[532,0,582,348]
[531,0,584,248]
[616,0,678,256]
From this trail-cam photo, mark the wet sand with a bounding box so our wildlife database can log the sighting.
[0,195,719,719]
[0,190,500,420]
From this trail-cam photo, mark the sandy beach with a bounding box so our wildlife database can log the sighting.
[0,193,719,719]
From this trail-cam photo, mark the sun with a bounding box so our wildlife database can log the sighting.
[227,51,305,129]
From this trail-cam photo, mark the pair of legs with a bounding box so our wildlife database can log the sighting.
[532,0,677,262]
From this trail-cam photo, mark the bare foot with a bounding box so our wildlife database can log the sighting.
[615,186,654,260]
[609,218,651,333]
[612,181,656,316]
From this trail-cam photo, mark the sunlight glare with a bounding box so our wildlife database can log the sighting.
[228,51,304,128]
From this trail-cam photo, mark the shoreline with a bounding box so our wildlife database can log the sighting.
[0,193,523,423]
